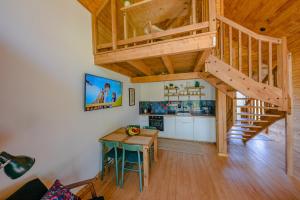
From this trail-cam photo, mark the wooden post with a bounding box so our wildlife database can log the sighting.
[281,37,289,111]
[277,42,283,89]
[111,0,117,50]
[123,12,128,40]
[238,31,242,72]
[258,40,262,82]
[229,26,233,66]
[216,89,227,156]
[220,22,224,60]
[286,52,293,176]
[269,42,273,85]
[123,12,128,48]
[209,0,216,32]
[248,36,252,78]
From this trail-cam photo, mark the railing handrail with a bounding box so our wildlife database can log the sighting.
[97,21,210,50]
[217,15,282,44]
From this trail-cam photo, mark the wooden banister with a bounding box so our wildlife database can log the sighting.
[216,16,282,44]
[216,15,284,98]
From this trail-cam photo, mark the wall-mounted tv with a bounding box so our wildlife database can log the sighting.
[85,74,123,111]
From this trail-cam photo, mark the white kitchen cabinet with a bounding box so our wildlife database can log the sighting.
[139,115,148,128]
[160,116,176,138]
[193,117,216,142]
[175,116,194,140]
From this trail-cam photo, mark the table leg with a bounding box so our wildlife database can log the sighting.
[154,136,158,162]
[143,146,149,187]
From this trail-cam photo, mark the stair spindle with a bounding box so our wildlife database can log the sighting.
[248,36,252,78]
[269,42,273,86]
[238,30,242,72]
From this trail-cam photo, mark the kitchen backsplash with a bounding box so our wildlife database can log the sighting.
[139,100,215,115]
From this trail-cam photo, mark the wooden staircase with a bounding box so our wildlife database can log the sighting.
[204,15,290,142]
[227,97,285,141]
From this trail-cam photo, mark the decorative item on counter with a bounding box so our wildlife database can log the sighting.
[195,81,200,88]
[165,85,168,89]
[126,125,141,136]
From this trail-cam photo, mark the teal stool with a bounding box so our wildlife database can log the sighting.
[100,141,122,185]
[120,143,144,192]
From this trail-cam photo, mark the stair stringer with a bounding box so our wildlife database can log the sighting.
[205,55,284,107]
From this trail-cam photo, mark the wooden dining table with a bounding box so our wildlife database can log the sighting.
[99,127,159,187]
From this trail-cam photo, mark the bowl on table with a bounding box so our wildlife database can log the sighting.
[126,125,141,136]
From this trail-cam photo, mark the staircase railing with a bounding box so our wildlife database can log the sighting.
[215,15,283,88]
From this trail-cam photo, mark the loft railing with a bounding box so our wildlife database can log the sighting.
[94,0,216,53]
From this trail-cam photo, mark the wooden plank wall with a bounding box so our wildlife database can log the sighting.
[291,45,300,179]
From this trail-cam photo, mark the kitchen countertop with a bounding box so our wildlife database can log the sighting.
[139,113,216,117]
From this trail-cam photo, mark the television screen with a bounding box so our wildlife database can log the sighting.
[85,74,122,111]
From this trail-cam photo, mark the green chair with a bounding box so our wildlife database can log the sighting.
[100,141,122,185]
[143,126,157,163]
[120,143,143,192]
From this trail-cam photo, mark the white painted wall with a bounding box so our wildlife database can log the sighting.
[0,0,139,198]
[139,80,215,101]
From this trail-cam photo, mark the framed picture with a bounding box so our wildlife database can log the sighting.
[129,88,135,106]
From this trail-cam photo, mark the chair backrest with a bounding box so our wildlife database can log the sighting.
[101,140,119,153]
[122,143,142,152]
[102,141,118,148]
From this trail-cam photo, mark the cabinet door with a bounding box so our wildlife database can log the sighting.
[139,116,149,128]
[175,117,194,140]
[193,117,216,142]
[160,116,176,138]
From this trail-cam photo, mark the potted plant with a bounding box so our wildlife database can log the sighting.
[123,0,131,7]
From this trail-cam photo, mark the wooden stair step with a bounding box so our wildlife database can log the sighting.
[230,128,256,133]
[237,105,278,110]
[233,124,262,128]
[227,136,247,140]
[236,118,269,123]
[236,112,281,117]
[234,97,251,100]
[228,131,253,137]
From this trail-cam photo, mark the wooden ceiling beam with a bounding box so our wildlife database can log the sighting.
[95,32,216,65]
[194,49,211,72]
[161,56,174,74]
[127,60,153,76]
[131,72,204,83]
[101,64,136,77]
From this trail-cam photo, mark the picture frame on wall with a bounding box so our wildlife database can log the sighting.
[129,88,135,106]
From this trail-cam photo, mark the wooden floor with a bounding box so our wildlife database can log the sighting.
[82,137,300,200]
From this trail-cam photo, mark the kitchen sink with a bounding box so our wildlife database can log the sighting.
[176,112,192,116]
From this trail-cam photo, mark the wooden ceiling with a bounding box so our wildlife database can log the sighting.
[224,0,300,50]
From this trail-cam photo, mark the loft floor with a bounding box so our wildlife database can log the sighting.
[80,138,300,200]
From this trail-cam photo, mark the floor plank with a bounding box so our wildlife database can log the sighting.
[82,138,300,200]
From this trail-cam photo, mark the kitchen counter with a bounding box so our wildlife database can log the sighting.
[139,113,215,117]
[139,114,216,142]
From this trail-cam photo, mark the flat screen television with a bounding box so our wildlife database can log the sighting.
[84,74,123,111]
